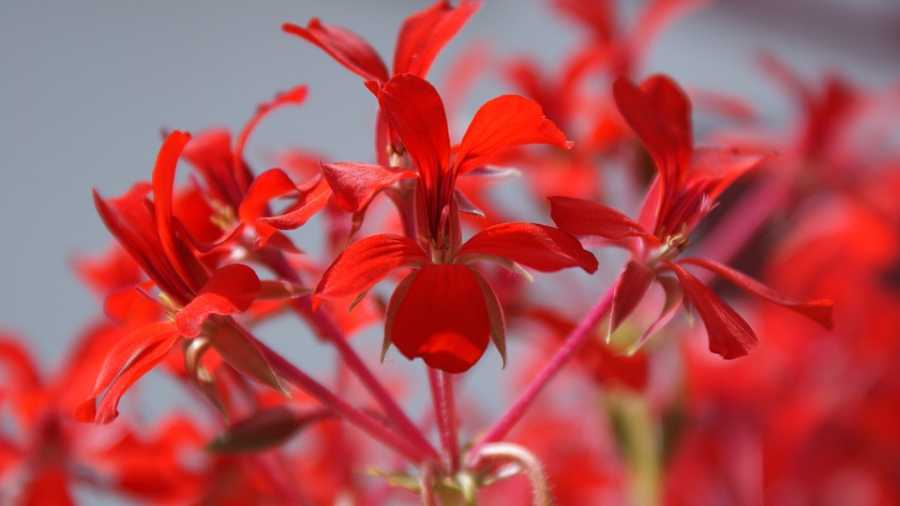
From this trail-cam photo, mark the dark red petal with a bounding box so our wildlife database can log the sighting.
[609,260,656,338]
[628,275,684,354]
[282,20,389,83]
[472,270,507,367]
[377,74,451,189]
[456,95,571,173]
[549,196,652,241]
[321,162,415,213]
[208,406,331,453]
[389,264,490,373]
[383,271,420,361]
[666,261,757,359]
[314,234,428,305]
[176,264,261,337]
[679,257,834,329]
[612,75,691,185]
[393,0,481,76]
[458,222,598,273]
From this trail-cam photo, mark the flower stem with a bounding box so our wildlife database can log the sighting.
[467,285,616,462]
[246,328,427,463]
[428,368,460,472]
[260,249,441,462]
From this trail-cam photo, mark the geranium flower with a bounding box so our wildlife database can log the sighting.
[550,75,833,358]
[283,0,480,164]
[314,74,597,373]
[80,131,287,423]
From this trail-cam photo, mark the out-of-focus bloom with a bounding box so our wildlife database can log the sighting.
[551,75,833,358]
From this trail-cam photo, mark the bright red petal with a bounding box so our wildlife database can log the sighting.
[258,177,332,230]
[321,162,415,213]
[393,0,481,76]
[549,196,652,241]
[456,95,571,173]
[458,222,598,273]
[282,20,389,83]
[377,74,451,189]
[679,257,834,329]
[314,234,428,305]
[389,264,490,372]
[666,261,757,359]
[176,264,261,337]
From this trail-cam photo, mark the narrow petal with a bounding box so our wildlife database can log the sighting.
[321,162,415,213]
[207,321,286,394]
[690,146,772,202]
[259,178,332,230]
[457,222,598,273]
[609,260,656,340]
[175,264,261,337]
[456,95,571,173]
[78,324,181,423]
[679,257,834,329]
[666,261,757,359]
[627,275,684,355]
[238,168,298,223]
[282,20,389,83]
[549,196,652,241]
[234,85,309,184]
[314,234,428,306]
[389,264,490,372]
[208,406,331,453]
[377,74,451,188]
[393,0,481,77]
[151,131,202,289]
[472,270,507,367]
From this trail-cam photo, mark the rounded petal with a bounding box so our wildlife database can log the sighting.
[389,264,491,372]
[457,222,598,273]
[314,234,428,306]
[456,95,571,173]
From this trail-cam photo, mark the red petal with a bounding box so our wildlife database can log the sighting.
[389,264,490,372]
[690,146,771,202]
[666,261,757,359]
[282,20,389,83]
[103,286,161,325]
[238,168,298,223]
[80,323,180,423]
[321,162,415,213]
[629,275,684,354]
[234,85,309,175]
[314,234,428,305]
[679,257,834,329]
[377,75,451,189]
[151,131,199,287]
[258,177,332,230]
[613,75,692,187]
[182,128,244,206]
[632,0,706,60]
[458,222,598,273]
[609,260,656,338]
[456,95,571,173]
[549,196,652,241]
[393,0,481,76]
[175,264,261,337]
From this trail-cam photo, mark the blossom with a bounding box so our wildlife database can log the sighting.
[314,74,596,372]
[79,131,285,423]
[550,75,833,358]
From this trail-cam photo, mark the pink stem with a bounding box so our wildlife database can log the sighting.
[260,250,441,462]
[467,286,616,463]
[441,372,461,473]
[428,368,453,471]
[247,329,427,463]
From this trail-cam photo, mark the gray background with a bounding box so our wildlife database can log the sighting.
[0,0,897,501]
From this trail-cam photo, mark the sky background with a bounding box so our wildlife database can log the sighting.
[0,1,898,501]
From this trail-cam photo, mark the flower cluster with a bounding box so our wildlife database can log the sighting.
[3,1,898,505]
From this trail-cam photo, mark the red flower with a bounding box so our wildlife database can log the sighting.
[80,131,284,423]
[314,75,596,372]
[550,75,833,359]
[283,1,480,164]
